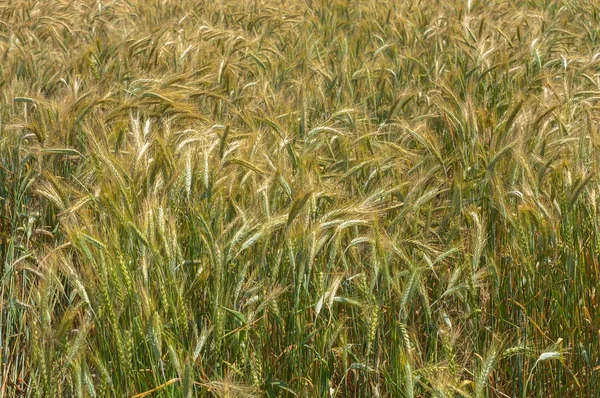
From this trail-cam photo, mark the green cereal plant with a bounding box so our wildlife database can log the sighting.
[1,0,600,396]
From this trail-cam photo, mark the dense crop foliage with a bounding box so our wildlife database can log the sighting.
[1,0,599,396]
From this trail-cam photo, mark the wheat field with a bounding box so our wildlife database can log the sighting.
[0,0,599,396]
